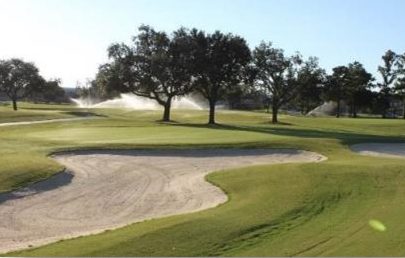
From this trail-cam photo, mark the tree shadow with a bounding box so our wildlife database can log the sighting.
[155,120,180,124]
[64,111,107,117]
[171,122,405,145]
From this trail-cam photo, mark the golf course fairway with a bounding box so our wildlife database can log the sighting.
[1,103,405,256]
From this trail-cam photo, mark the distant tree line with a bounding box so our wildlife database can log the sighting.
[0,58,68,110]
[86,25,404,124]
[2,26,404,124]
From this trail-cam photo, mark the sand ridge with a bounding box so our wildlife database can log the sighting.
[0,148,326,253]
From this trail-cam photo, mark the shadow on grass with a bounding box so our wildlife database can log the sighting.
[172,122,405,145]
[64,111,107,118]
[155,120,180,124]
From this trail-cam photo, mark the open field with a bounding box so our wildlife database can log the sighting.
[1,104,405,256]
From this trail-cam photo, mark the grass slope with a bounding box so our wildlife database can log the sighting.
[0,102,90,123]
[0,105,404,256]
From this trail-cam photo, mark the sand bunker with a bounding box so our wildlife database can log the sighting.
[351,143,405,158]
[0,149,326,253]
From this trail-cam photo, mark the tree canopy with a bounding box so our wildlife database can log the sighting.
[377,50,398,118]
[345,62,374,117]
[395,53,405,118]
[252,42,303,123]
[294,57,326,114]
[105,25,196,121]
[0,58,44,110]
[187,29,251,124]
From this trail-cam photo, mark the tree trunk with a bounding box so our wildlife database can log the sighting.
[336,100,341,118]
[272,104,278,124]
[208,100,216,125]
[162,98,172,122]
[12,99,18,111]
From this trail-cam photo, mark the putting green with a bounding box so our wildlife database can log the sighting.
[0,104,405,256]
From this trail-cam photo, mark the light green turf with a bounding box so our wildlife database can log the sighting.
[1,104,405,256]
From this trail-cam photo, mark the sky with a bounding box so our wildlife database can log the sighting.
[0,0,404,87]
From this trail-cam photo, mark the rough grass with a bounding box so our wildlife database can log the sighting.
[0,104,405,256]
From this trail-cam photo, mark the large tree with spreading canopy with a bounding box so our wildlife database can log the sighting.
[0,59,44,110]
[252,42,303,123]
[188,29,251,124]
[105,25,195,121]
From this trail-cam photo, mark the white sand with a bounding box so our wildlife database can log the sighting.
[0,149,326,253]
[351,143,405,158]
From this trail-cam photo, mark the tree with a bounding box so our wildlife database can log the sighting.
[75,67,121,103]
[93,64,121,100]
[41,79,68,103]
[189,30,251,124]
[106,25,195,122]
[29,79,68,103]
[252,42,303,123]
[354,88,375,115]
[323,63,373,118]
[294,57,325,114]
[0,58,43,110]
[377,50,398,118]
[395,53,405,118]
[323,66,350,118]
[224,83,248,109]
[368,90,393,117]
[345,62,374,117]
[395,77,405,119]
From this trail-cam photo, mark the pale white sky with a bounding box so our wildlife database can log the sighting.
[0,0,121,87]
[1,0,404,87]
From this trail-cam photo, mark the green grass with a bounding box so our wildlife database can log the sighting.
[1,104,405,256]
[0,102,96,123]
